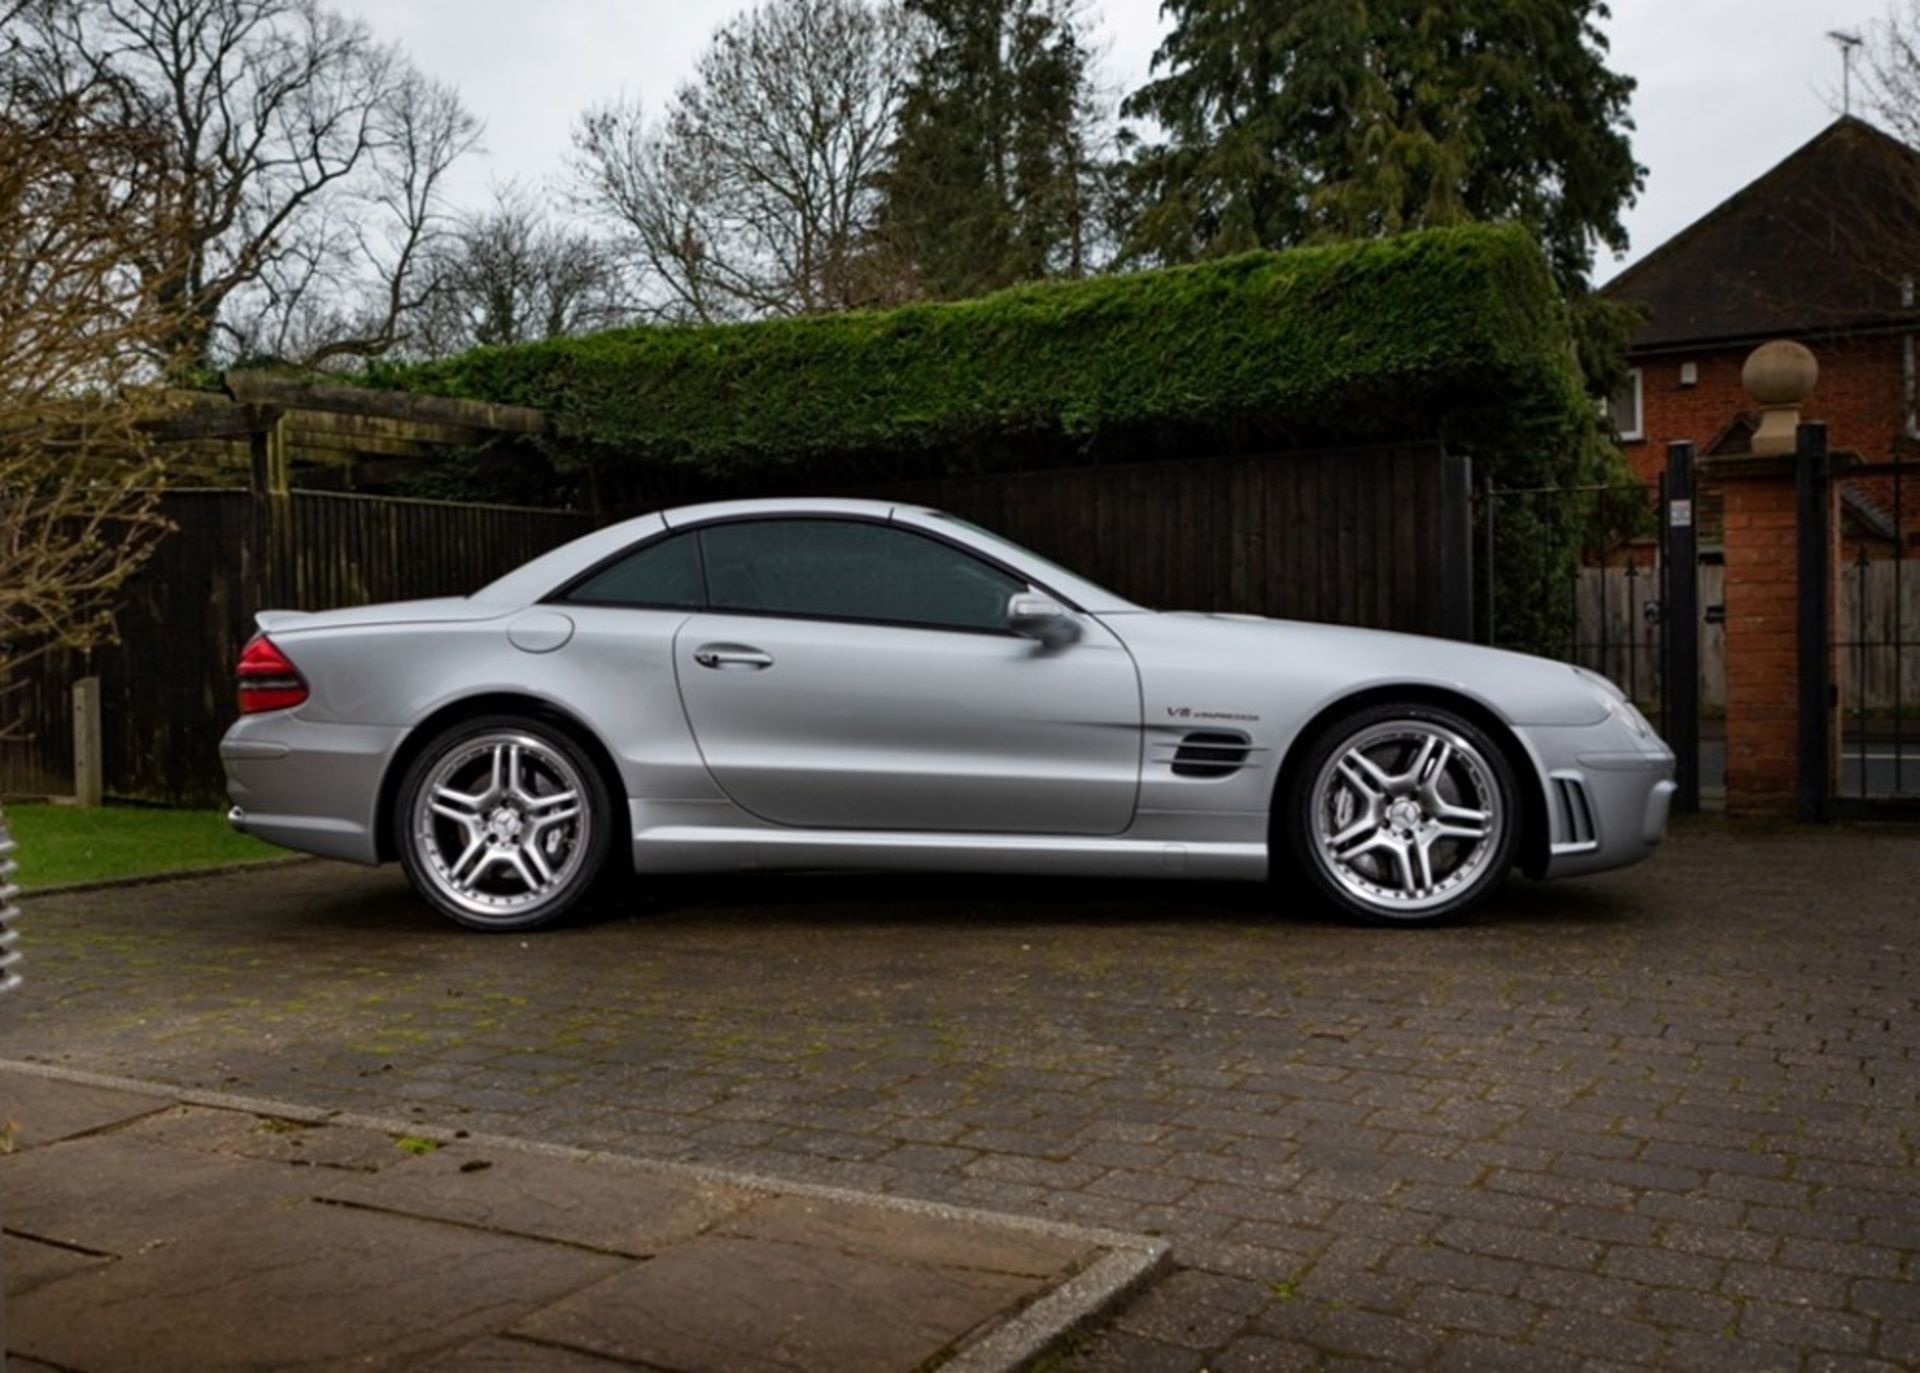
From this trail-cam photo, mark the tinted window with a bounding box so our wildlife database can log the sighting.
[701,520,1024,631]
[565,531,704,607]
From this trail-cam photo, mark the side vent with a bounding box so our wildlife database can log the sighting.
[1551,775,1599,851]
[1172,730,1253,779]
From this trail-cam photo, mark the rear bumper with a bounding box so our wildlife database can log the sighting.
[221,715,404,865]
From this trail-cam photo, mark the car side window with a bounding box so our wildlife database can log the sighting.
[700,519,1025,632]
[563,530,704,608]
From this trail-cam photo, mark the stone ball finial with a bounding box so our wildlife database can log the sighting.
[1742,339,1819,407]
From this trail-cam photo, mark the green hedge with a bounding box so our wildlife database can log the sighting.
[372,224,1590,474]
[367,224,1620,649]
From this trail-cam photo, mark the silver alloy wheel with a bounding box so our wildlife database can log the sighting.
[1307,720,1504,917]
[411,732,591,924]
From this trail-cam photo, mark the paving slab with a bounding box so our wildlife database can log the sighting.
[318,1140,759,1255]
[1,1064,1165,1373]
[0,1131,321,1254]
[511,1231,1039,1373]
[9,1197,626,1373]
[2,1233,112,1300]
[718,1192,1093,1278]
[417,1335,646,1370]
[0,1070,168,1149]
[121,1102,399,1170]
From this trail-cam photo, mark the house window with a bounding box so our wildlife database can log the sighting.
[1605,367,1644,442]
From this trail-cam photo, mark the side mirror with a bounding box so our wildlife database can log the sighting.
[1006,592,1082,648]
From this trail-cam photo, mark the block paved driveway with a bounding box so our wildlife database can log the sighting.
[6,817,1919,1371]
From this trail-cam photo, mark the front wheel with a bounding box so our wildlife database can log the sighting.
[1283,704,1520,926]
[394,715,615,932]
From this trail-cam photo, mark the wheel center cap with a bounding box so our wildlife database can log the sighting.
[1387,799,1423,834]
[487,807,523,842]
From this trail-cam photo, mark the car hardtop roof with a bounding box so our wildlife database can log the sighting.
[659,496,901,527]
[473,496,1140,613]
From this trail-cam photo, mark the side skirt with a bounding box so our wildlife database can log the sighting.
[631,824,1269,882]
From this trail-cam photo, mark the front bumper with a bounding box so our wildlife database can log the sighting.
[1516,716,1676,881]
[221,715,405,865]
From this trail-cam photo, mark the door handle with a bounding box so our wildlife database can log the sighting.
[693,643,774,670]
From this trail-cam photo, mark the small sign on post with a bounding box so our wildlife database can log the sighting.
[73,675,103,807]
[1662,441,1700,815]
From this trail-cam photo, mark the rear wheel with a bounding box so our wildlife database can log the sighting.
[1283,703,1519,926]
[394,715,614,932]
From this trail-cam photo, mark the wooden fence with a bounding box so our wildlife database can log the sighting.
[1570,557,1918,713]
[1838,556,1920,714]
[1560,561,1725,709]
[850,443,1466,633]
[0,490,595,806]
[3,441,1469,808]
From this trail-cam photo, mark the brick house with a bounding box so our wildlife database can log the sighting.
[1600,118,1920,809]
[1600,116,1920,549]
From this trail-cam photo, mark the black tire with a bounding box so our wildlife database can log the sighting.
[393,714,617,932]
[1281,702,1521,926]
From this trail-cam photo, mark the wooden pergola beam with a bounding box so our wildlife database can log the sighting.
[223,371,549,435]
[145,402,284,441]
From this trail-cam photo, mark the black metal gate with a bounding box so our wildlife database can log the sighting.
[1477,444,1702,813]
[1831,449,1920,818]
[1480,480,1666,706]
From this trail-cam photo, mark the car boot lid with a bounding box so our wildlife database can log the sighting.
[254,598,514,636]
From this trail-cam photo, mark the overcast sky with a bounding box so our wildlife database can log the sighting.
[347,0,1878,282]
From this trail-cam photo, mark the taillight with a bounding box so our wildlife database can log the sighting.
[236,634,308,714]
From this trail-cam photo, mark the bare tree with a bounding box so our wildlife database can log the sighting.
[416,186,625,353]
[1,4,190,736]
[1860,7,1920,147]
[1834,7,1920,311]
[236,68,478,365]
[11,0,477,369]
[573,0,912,322]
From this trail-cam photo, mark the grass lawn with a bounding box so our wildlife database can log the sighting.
[2,804,282,888]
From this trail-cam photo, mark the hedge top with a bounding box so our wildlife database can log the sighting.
[367,222,1591,477]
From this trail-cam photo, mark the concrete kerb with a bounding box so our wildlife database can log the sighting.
[0,1057,1171,1372]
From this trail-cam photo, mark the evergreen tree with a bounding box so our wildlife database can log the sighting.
[878,0,1107,299]
[1120,0,1642,292]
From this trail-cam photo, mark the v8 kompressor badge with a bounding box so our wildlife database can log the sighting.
[1167,706,1262,722]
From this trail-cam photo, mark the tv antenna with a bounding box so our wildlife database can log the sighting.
[1829,29,1864,114]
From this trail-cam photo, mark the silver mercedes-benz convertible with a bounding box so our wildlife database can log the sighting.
[222,497,1675,931]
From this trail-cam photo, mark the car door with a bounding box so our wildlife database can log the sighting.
[672,516,1141,835]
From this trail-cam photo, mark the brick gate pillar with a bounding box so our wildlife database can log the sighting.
[1711,458,1803,817]
[1704,342,1840,819]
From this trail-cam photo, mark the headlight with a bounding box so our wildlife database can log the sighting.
[1571,666,1651,737]
[1571,665,1627,701]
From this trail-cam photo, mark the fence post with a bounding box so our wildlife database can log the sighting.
[1663,442,1700,814]
[72,675,103,807]
[1482,478,1498,647]
[1796,421,1833,822]
[248,408,293,604]
[1440,452,1473,641]
[0,802,16,1357]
